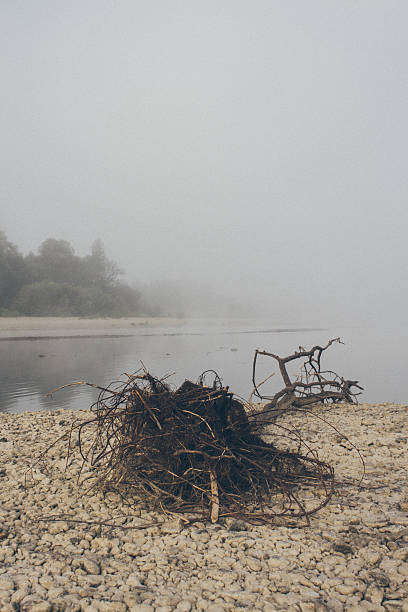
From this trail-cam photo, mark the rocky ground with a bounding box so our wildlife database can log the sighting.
[0,402,407,612]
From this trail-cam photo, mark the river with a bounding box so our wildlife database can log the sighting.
[1,320,406,412]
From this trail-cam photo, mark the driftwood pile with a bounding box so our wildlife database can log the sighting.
[48,339,362,525]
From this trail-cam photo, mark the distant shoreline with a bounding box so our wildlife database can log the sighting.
[0,316,186,336]
[0,316,324,341]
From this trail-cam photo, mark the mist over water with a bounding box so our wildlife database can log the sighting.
[1,321,407,413]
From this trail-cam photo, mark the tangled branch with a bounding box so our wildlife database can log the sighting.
[252,338,363,414]
[57,371,335,525]
[40,339,365,525]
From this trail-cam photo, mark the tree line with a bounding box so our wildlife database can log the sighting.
[0,231,143,317]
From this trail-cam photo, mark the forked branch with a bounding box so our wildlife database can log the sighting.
[252,338,363,412]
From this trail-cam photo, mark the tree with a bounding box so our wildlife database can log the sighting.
[25,238,82,286]
[82,239,123,291]
[0,231,28,310]
[0,231,142,317]
[13,281,121,317]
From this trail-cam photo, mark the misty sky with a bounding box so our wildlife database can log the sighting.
[1,1,407,325]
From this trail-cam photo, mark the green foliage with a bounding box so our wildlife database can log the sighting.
[83,239,123,290]
[25,238,81,286]
[13,282,119,317]
[0,231,144,317]
[0,231,29,308]
[24,237,122,290]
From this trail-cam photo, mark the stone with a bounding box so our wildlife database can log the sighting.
[98,602,127,612]
[47,587,65,600]
[11,588,30,605]
[324,598,344,612]
[364,515,389,529]
[246,557,262,571]
[58,595,82,611]
[393,548,408,562]
[0,575,14,591]
[369,570,390,587]
[333,542,353,555]
[365,584,384,605]
[361,549,382,566]
[384,602,405,611]
[272,592,302,607]
[227,519,247,532]
[20,600,52,612]
[82,558,101,575]
[91,537,112,553]
[175,602,193,612]
[123,542,140,556]
[123,594,143,608]
[38,575,55,590]
[313,602,331,612]
[80,574,104,587]
[397,499,408,512]
[298,602,315,612]
[0,527,9,540]
[161,519,183,534]
[1,402,408,612]
[267,555,286,569]
[126,573,146,589]
[47,521,68,535]
[336,583,358,595]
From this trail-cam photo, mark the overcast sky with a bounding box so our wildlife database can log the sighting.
[1,1,407,325]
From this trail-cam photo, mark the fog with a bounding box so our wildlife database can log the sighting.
[1,1,407,326]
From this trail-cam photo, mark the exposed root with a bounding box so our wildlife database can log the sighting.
[51,370,335,525]
[40,339,363,525]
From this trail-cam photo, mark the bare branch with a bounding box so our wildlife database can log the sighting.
[252,338,363,412]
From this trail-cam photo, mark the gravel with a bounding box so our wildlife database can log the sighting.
[0,402,407,611]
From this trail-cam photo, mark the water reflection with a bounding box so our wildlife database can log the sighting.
[1,323,407,412]
[1,336,133,412]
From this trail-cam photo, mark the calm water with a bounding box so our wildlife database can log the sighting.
[1,321,407,413]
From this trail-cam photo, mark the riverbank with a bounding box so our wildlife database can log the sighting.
[1,402,407,611]
[0,316,187,337]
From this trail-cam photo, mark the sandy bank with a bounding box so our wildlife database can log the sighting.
[0,317,186,338]
[0,403,407,611]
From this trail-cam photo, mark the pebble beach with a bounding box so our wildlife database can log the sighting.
[1,402,407,612]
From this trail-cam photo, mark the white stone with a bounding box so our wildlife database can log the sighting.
[365,584,384,605]
[38,575,55,591]
[246,557,262,571]
[123,542,140,556]
[175,601,193,612]
[31,605,53,612]
[298,602,317,612]
[98,602,127,612]
[82,557,101,575]
[0,576,14,591]
[393,548,408,562]
[127,574,145,588]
